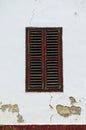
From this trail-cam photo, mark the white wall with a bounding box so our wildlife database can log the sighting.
[0,0,86,124]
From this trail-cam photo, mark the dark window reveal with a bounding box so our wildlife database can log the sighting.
[26,27,63,92]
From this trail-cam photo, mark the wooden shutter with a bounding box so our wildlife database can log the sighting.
[26,27,63,92]
[45,28,63,91]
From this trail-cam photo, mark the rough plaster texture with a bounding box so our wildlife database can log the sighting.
[0,0,86,124]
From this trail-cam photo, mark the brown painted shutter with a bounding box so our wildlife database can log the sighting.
[26,28,43,91]
[45,28,63,91]
[26,27,63,92]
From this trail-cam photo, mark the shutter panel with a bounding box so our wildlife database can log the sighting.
[26,28,43,91]
[45,28,63,91]
[26,27,63,92]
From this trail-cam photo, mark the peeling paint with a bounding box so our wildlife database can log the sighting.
[56,105,81,117]
[17,113,24,123]
[56,105,71,117]
[70,106,81,115]
[1,104,19,113]
[55,97,81,117]
[0,104,24,123]
[69,96,77,105]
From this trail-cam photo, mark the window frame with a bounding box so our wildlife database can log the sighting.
[25,27,63,92]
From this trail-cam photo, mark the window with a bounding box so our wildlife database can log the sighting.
[26,27,63,92]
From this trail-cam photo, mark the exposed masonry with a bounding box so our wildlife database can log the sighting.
[56,105,81,117]
[69,96,77,105]
[49,96,81,118]
[0,104,24,123]
[0,96,82,123]
[56,97,81,117]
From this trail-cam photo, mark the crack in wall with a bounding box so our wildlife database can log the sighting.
[49,94,54,122]
[29,0,41,26]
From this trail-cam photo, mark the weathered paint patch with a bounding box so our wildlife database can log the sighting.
[56,105,81,117]
[69,96,77,105]
[17,113,24,123]
[70,106,81,115]
[56,105,71,117]
[1,104,19,113]
[0,104,24,123]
